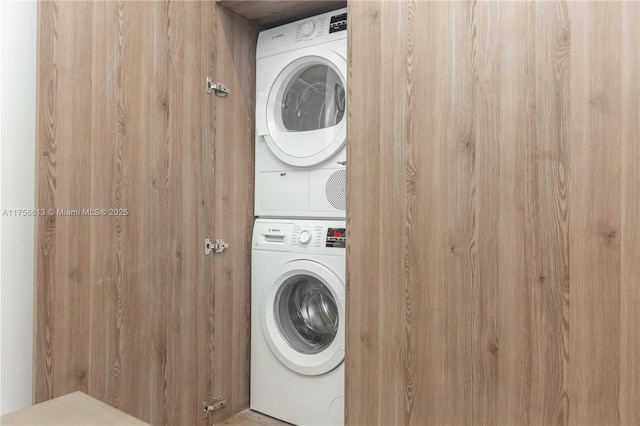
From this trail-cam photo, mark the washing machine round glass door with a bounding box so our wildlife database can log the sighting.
[263,48,347,168]
[262,260,345,376]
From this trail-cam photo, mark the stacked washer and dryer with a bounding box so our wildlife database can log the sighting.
[251,8,347,426]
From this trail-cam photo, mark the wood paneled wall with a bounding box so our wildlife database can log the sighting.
[35,2,258,425]
[346,1,640,425]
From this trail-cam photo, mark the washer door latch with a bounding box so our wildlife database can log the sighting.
[205,238,228,255]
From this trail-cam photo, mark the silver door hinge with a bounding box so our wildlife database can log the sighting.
[205,238,228,255]
[206,77,230,97]
[202,395,227,418]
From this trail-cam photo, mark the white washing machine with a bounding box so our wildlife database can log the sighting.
[251,219,345,425]
[255,9,347,219]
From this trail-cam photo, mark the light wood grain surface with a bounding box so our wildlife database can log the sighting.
[347,1,640,425]
[35,2,257,425]
[205,4,259,424]
[217,0,345,28]
[218,409,291,426]
[1,392,150,425]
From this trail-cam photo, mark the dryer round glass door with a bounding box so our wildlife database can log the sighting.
[262,49,347,168]
[262,260,345,376]
[280,64,345,133]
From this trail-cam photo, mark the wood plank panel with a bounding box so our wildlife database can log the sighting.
[528,2,571,423]
[207,5,259,424]
[87,0,118,404]
[198,2,219,422]
[217,0,345,28]
[466,2,500,424]
[34,0,95,401]
[120,2,159,420]
[219,409,291,426]
[619,4,640,425]
[165,3,199,424]
[496,3,572,425]
[568,2,623,425]
[347,2,640,425]
[345,1,390,425]
[35,2,256,425]
[34,0,59,401]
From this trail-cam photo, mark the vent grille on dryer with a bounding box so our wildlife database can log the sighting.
[325,170,347,210]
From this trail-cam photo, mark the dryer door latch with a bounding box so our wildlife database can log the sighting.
[205,238,228,255]
[206,77,230,97]
[202,395,227,418]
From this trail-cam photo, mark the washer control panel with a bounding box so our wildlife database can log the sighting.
[253,220,346,255]
[290,223,346,250]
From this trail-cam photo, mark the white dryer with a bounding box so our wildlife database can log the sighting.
[251,219,345,425]
[255,9,347,219]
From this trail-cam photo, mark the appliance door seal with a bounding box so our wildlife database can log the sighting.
[261,259,345,376]
[259,48,347,168]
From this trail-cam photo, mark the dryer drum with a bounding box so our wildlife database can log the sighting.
[281,64,345,132]
[275,275,339,355]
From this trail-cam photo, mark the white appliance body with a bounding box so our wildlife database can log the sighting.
[251,219,346,426]
[255,9,347,219]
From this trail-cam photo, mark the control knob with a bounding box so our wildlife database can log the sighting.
[302,21,316,37]
[298,229,313,245]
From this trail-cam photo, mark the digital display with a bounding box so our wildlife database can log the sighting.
[329,13,347,33]
[326,228,346,248]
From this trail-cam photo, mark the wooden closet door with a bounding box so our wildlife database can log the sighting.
[34,2,256,425]
[346,1,640,425]
[201,4,258,425]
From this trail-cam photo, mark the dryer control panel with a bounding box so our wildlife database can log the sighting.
[294,11,347,42]
[257,7,347,58]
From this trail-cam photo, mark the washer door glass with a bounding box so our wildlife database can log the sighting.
[281,64,345,133]
[275,274,339,355]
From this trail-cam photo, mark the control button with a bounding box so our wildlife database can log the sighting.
[302,21,316,37]
[299,229,313,244]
